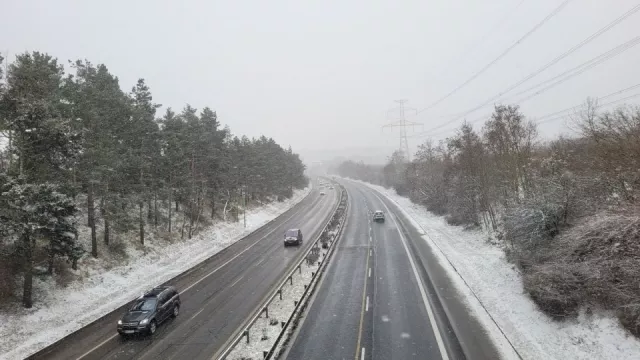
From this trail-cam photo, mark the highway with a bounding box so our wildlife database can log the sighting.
[27,183,340,360]
[285,179,503,360]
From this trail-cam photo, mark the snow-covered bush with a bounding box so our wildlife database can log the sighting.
[523,208,640,335]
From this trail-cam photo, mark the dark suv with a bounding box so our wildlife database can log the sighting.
[284,228,303,246]
[117,286,180,337]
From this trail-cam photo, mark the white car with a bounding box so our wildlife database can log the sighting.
[320,191,326,195]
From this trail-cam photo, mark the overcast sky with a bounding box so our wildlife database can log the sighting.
[2,0,640,162]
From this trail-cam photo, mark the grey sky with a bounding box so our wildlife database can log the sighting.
[2,0,640,163]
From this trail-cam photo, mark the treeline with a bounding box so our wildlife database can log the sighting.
[0,52,307,308]
[334,101,640,336]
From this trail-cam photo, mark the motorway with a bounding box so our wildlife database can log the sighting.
[27,183,340,360]
[284,179,503,360]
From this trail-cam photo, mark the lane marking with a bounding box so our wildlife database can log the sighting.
[230,275,245,288]
[75,200,312,360]
[361,347,366,360]
[368,268,371,278]
[354,244,371,360]
[365,296,369,312]
[374,193,450,360]
[369,250,372,257]
[369,235,372,242]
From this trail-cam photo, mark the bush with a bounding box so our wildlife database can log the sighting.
[521,208,640,335]
[503,201,565,269]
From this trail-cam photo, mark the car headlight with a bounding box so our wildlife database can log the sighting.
[118,320,122,325]
[139,318,149,325]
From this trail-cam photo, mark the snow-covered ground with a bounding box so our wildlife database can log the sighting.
[0,187,310,360]
[358,180,640,360]
[226,254,320,360]
[226,205,346,360]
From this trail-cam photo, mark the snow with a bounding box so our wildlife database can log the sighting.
[356,180,640,360]
[225,206,346,360]
[0,187,311,360]
[226,246,325,360]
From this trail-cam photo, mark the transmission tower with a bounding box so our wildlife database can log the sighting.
[382,100,422,162]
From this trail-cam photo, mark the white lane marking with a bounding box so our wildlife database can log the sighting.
[181,210,299,294]
[369,249,372,256]
[76,334,117,360]
[361,347,366,360]
[230,275,245,288]
[369,235,372,242]
[76,206,305,360]
[366,296,369,312]
[368,268,371,278]
[374,193,450,360]
[188,307,206,323]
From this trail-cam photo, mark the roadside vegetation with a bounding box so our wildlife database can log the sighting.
[0,52,308,309]
[334,101,640,337]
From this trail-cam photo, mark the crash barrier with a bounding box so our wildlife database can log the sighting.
[217,182,348,360]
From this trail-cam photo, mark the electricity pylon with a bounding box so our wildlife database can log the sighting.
[382,100,422,162]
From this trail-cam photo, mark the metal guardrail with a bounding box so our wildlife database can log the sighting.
[265,186,349,359]
[217,181,347,360]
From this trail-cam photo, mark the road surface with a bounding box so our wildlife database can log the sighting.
[285,179,503,360]
[28,183,340,360]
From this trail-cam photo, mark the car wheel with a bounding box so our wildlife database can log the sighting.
[148,320,157,335]
[172,305,180,318]
[284,242,287,247]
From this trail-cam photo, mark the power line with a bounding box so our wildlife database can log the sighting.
[455,3,640,117]
[416,0,571,114]
[508,37,640,100]
[509,37,640,104]
[414,4,640,137]
[410,84,640,139]
[421,37,640,127]
[534,83,640,121]
[441,0,527,74]
[536,92,640,125]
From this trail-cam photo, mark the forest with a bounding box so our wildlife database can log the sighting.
[334,102,640,337]
[0,52,308,308]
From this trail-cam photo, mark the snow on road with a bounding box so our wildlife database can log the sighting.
[358,180,640,360]
[0,187,310,360]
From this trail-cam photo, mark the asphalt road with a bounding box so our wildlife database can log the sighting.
[27,183,340,360]
[285,180,503,360]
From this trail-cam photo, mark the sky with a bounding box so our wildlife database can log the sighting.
[2,0,640,164]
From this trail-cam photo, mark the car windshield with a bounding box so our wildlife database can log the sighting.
[131,298,157,312]
[286,230,298,237]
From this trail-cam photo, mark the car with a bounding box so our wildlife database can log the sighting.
[320,191,326,195]
[284,228,303,246]
[329,186,334,189]
[117,286,180,337]
[373,210,385,222]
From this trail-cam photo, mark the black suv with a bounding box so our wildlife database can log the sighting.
[284,228,303,246]
[117,286,180,337]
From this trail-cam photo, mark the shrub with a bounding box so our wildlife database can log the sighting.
[503,201,565,269]
[522,208,640,335]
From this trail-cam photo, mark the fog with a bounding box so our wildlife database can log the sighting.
[2,0,640,163]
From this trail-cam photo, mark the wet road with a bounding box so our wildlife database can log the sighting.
[285,179,502,360]
[28,183,340,360]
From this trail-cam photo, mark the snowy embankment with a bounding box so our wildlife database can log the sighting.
[0,187,310,360]
[357,180,640,360]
